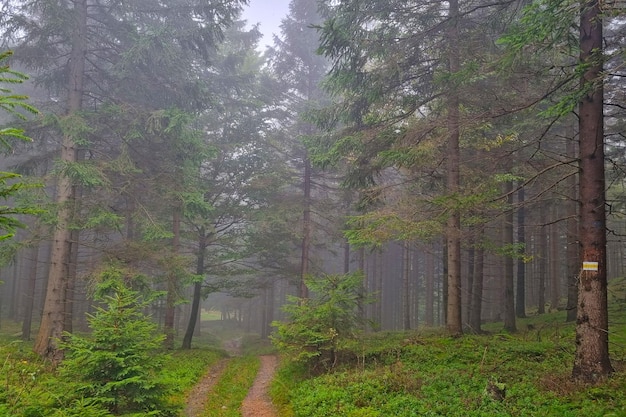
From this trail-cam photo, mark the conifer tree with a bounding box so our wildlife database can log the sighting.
[268,0,331,298]
[1,0,246,360]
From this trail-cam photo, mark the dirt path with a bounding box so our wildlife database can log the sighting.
[183,353,279,417]
[183,359,228,417]
[240,355,279,417]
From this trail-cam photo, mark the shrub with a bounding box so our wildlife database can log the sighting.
[272,272,370,372]
[59,265,171,416]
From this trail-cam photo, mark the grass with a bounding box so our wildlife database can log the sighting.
[201,355,260,417]
[2,280,625,416]
[161,348,227,412]
[271,283,626,417]
[0,327,227,417]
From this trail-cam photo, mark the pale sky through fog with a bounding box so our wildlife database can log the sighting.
[241,0,291,50]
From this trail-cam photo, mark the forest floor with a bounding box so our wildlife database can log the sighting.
[183,359,229,417]
[240,355,279,417]
[184,340,279,417]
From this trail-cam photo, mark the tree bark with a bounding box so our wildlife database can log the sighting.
[182,229,208,349]
[468,229,484,333]
[503,182,516,332]
[164,207,181,350]
[550,205,560,311]
[21,245,39,341]
[403,241,411,330]
[424,245,435,327]
[572,0,613,382]
[33,0,87,362]
[516,186,526,318]
[299,154,311,299]
[565,136,579,322]
[446,0,462,336]
[538,221,547,315]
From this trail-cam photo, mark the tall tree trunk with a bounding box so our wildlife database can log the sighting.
[424,245,435,327]
[516,186,526,318]
[538,221,547,315]
[344,239,350,274]
[573,0,613,382]
[442,238,448,325]
[182,229,208,349]
[403,241,411,330]
[503,182,516,332]
[565,136,579,322]
[33,0,87,362]
[299,154,311,299]
[550,205,560,311]
[376,250,383,329]
[264,283,275,338]
[21,245,39,341]
[164,207,181,350]
[446,0,462,336]
[465,231,475,327]
[468,228,484,333]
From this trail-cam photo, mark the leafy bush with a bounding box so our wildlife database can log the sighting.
[272,272,369,372]
[59,265,171,416]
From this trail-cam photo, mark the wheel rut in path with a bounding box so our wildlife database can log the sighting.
[183,354,279,417]
[241,355,279,417]
[183,359,228,417]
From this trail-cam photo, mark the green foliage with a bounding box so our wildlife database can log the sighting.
[49,398,113,417]
[81,205,124,230]
[496,0,606,119]
[55,160,109,188]
[160,349,226,412]
[57,112,95,146]
[0,342,228,416]
[345,213,443,247]
[0,50,41,242]
[276,307,626,417]
[0,341,47,416]
[272,272,370,372]
[496,0,578,66]
[0,51,38,147]
[59,265,172,416]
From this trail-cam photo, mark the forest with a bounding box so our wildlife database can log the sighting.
[0,0,625,416]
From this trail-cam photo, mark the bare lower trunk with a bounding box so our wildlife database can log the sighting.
[164,208,181,350]
[572,0,612,382]
[402,242,411,330]
[538,217,547,314]
[299,155,312,299]
[550,205,560,311]
[468,231,484,333]
[503,182,516,332]
[445,0,462,336]
[33,0,87,363]
[182,231,208,349]
[516,186,526,318]
[565,137,579,322]
[21,245,39,341]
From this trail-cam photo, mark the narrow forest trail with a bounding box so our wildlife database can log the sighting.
[183,359,229,417]
[183,339,279,417]
[240,355,279,417]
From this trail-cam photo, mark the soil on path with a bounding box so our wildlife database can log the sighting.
[240,355,279,417]
[183,359,228,417]
[183,349,279,417]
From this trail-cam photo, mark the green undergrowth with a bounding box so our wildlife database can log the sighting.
[272,293,626,416]
[163,349,227,413]
[201,355,260,417]
[0,332,226,417]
